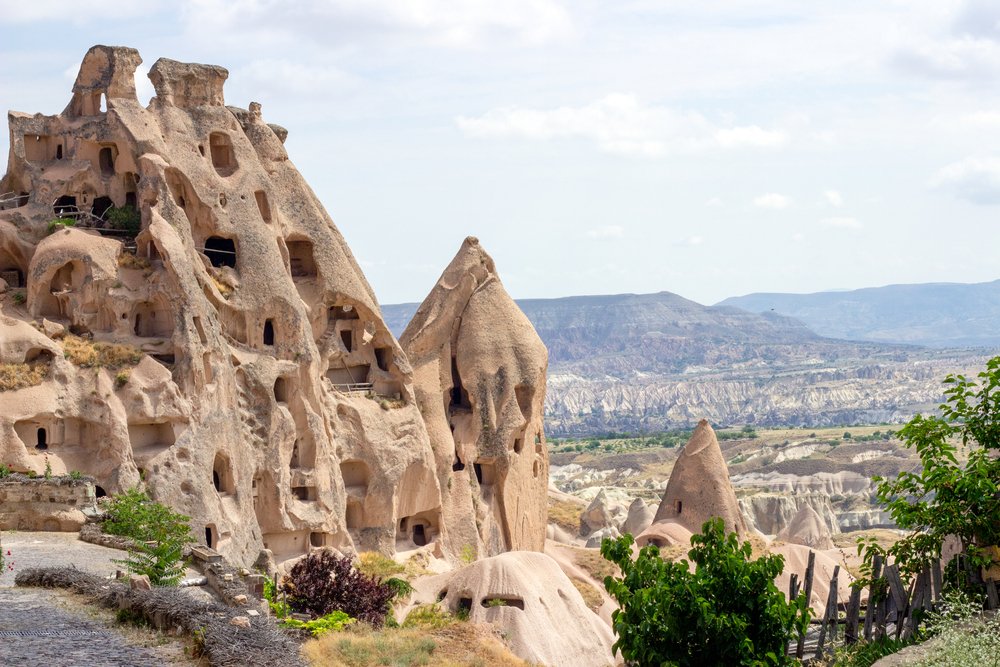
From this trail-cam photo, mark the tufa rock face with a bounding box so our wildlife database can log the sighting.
[428,552,615,667]
[645,419,748,540]
[400,238,549,558]
[775,505,835,550]
[0,45,456,567]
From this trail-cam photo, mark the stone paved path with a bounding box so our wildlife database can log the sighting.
[0,532,200,666]
[0,587,168,666]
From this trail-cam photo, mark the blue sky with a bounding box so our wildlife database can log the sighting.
[3,1,1000,305]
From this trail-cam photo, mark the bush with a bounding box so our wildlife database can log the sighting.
[601,518,810,666]
[103,487,193,586]
[281,610,354,638]
[104,205,141,235]
[11,291,25,305]
[0,362,49,391]
[912,588,1000,665]
[47,218,75,234]
[860,356,1000,577]
[280,551,397,627]
[62,335,143,370]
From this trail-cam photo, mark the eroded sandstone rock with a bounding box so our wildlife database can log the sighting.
[0,45,452,567]
[401,237,549,558]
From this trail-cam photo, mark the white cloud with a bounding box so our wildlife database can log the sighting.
[963,111,1000,125]
[1,0,157,22]
[180,0,573,49]
[931,156,1000,204]
[585,225,624,239]
[715,125,787,149]
[824,190,843,207]
[791,232,805,242]
[753,193,790,209]
[705,197,724,208]
[456,94,788,157]
[677,235,704,246]
[822,216,863,229]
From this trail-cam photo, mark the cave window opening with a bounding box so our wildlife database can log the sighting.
[204,237,236,268]
[399,517,408,532]
[125,192,137,208]
[133,313,142,337]
[287,239,316,277]
[452,454,465,472]
[53,195,77,217]
[0,269,24,289]
[95,486,107,498]
[533,460,539,477]
[98,147,115,177]
[340,329,353,352]
[513,438,523,454]
[330,305,359,321]
[374,347,390,372]
[99,93,107,113]
[36,427,48,450]
[450,356,471,409]
[198,144,205,157]
[55,145,63,160]
[675,500,682,515]
[457,598,472,615]
[263,319,275,346]
[205,525,215,548]
[290,441,300,468]
[291,486,315,501]
[474,463,483,485]
[212,469,221,491]
[412,524,427,546]
[91,196,113,219]
[309,532,326,548]
[213,452,233,495]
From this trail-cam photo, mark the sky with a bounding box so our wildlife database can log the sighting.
[2,1,1000,305]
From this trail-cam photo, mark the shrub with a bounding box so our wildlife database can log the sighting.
[402,604,453,629]
[47,218,75,234]
[859,356,1000,578]
[0,362,49,391]
[114,370,130,388]
[912,588,1000,665]
[68,470,83,480]
[43,457,52,480]
[62,334,143,370]
[601,518,810,666]
[104,487,193,586]
[356,552,404,580]
[11,291,25,305]
[280,551,397,627]
[281,610,354,638]
[0,464,10,479]
[104,205,141,235]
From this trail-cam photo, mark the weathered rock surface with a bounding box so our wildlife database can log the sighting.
[622,497,655,536]
[419,552,615,667]
[400,238,549,558]
[775,505,835,550]
[0,46,546,568]
[738,493,840,537]
[649,419,748,538]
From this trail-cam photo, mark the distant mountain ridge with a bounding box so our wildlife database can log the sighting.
[382,290,989,435]
[718,280,1000,348]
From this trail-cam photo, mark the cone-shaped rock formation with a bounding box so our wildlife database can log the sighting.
[401,237,549,558]
[650,419,748,538]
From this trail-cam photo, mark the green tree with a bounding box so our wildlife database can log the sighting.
[104,488,193,586]
[860,356,1000,578]
[601,518,810,666]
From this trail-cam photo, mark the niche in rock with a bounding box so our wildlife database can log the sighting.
[127,422,176,460]
[474,460,496,489]
[340,460,369,492]
[205,524,217,549]
[213,452,234,495]
[346,500,363,530]
[374,347,391,372]
[329,305,359,322]
[209,132,237,176]
[286,238,316,278]
[263,319,275,346]
[340,329,353,352]
[36,427,48,450]
[23,135,54,162]
[480,597,524,610]
[254,190,271,223]
[291,486,316,501]
[450,356,471,410]
[133,301,173,338]
[273,376,288,403]
[98,146,115,177]
[515,385,533,421]
[204,236,236,268]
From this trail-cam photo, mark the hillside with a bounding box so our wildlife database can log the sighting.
[385,292,990,435]
[719,280,1000,348]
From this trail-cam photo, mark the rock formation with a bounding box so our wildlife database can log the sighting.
[775,505,835,550]
[0,45,462,567]
[417,552,615,667]
[646,419,748,539]
[738,493,840,537]
[622,497,655,536]
[400,238,549,558]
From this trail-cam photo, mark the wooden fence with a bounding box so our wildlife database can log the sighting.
[787,550,999,660]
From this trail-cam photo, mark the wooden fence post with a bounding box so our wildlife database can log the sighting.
[864,554,883,641]
[796,551,816,660]
[814,565,840,659]
[844,585,861,645]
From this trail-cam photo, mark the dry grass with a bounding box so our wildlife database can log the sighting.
[302,621,527,667]
[0,361,49,391]
[356,552,405,580]
[571,547,618,582]
[547,498,583,534]
[210,273,234,298]
[570,576,604,611]
[832,528,903,551]
[118,253,151,270]
[62,334,143,369]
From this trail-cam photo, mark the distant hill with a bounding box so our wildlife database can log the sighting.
[718,280,1000,348]
[383,291,988,435]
